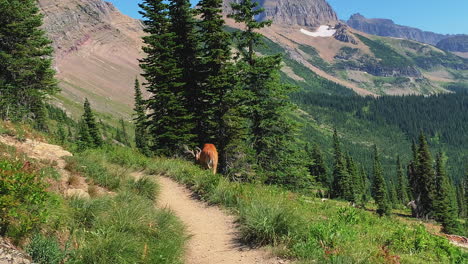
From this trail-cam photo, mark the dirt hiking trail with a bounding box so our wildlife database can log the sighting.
[156,176,289,264]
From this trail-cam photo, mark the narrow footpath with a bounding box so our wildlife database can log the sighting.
[156,176,289,264]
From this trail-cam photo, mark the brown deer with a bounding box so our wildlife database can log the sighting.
[184,144,218,174]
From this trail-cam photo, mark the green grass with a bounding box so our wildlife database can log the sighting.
[356,34,415,68]
[100,150,464,263]
[297,44,335,74]
[157,159,466,262]
[27,147,186,264]
[0,144,52,242]
[66,193,185,264]
[26,234,68,264]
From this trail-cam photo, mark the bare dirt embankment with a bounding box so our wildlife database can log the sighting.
[0,135,111,199]
[156,176,289,264]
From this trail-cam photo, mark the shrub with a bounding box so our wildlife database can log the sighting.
[387,225,465,263]
[0,159,50,240]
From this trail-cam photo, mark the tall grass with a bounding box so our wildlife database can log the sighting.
[140,155,467,263]
[63,146,467,263]
[67,193,185,264]
[28,147,186,264]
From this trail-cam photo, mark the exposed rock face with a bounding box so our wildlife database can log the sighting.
[224,0,338,27]
[39,0,143,58]
[38,0,145,117]
[437,36,468,52]
[347,13,448,45]
[0,238,32,264]
[333,23,357,45]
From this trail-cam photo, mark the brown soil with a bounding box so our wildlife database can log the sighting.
[0,135,110,198]
[156,176,290,264]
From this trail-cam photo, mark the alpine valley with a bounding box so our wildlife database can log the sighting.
[1,0,467,263]
[37,0,468,180]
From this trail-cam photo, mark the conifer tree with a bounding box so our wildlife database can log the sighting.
[372,146,390,216]
[77,119,92,150]
[434,152,459,234]
[308,144,328,186]
[456,175,467,219]
[82,98,102,147]
[396,156,410,204]
[229,0,272,65]
[359,165,371,207]
[196,0,240,173]
[196,0,232,143]
[0,0,58,128]
[414,133,436,219]
[230,0,309,186]
[407,140,418,204]
[56,125,66,145]
[331,129,351,199]
[169,0,200,139]
[118,119,130,146]
[133,79,150,156]
[139,0,194,155]
[345,153,360,203]
[388,178,399,208]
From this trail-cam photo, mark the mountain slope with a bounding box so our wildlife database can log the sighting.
[347,13,449,46]
[226,17,468,95]
[38,0,468,118]
[39,0,145,118]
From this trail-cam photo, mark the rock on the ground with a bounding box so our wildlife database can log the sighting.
[333,23,358,44]
[66,188,91,199]
[0,238,32,264]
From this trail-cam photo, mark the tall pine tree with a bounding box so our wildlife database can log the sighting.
[396,155,410,205]
[139,0,194,155]
[133,78,150,156]
[196,0,240,173]
[412,133,436,219]
[230,0,309,186]
[345,153,360,203]
[372,146,390,216]
[308,143,328,186]
[0,0,58,129]
[169,0,200,142]
[359,165,371,207]
[331,129,351,199]
[433,152,459,234]
[388,179,399,208]
[77,118,92,151]
[82,98,102,147]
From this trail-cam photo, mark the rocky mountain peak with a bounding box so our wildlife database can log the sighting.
[349,13,365,20]
[224,0,338,27]
[437,35,468,52]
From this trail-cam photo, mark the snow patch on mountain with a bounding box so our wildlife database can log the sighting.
[300,26,336,37]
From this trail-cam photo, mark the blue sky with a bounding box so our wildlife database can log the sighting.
[107,0,467,34]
